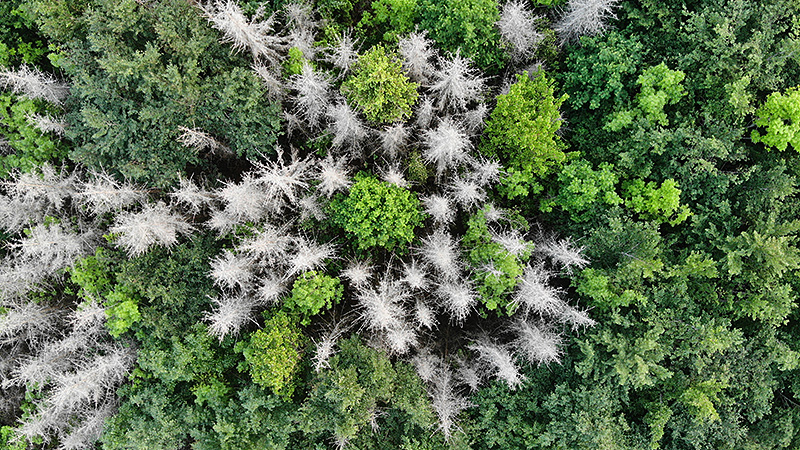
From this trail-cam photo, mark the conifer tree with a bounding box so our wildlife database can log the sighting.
[496,0,541,59]
[110,202,193,257]
[201,1,286,65]
[0,65,69,105]
[554,0,620,44]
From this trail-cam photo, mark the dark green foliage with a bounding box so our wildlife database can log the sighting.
[357,0,418,45]
[29,0,280,187]
[102,324,247,450]
[316,0,369,35]
[418,0,506,70]
[560,31,643,113]
[284,270,343,325]
[721,217,800,325]
[236,311,304,399]
[116,232,221,339]
[298,335,435,446]
[468,366,636,450]
[330,173,425,252]
[135,323,236,385]
[0,0,50,68]
[341,45,419,124]
[482,70,568,199]
[196,385,298,450]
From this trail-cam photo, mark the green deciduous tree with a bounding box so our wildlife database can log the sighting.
[0,1,50,68]
[357,0,418,45]
[605,63,686,131]
[236,311,304,399]
[283,270,343,325]
[752,86,800,152]
[622,178,691,226]
[463,205,530,315]
[330,173,424,252]
[104,287,141,338]
[418,0,506,70]
[541,159,622,222]
[482,70,568,198]
[0,93,66,177]
[342,45,419,124]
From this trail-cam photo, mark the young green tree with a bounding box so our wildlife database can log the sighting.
[283,270,343,325]
[341,45,419,124]
[357,0,418,45]
[605,62,686,131]
[540,159,622,222]
[482,70,568,198]
[236,311,305,399]
[462,205,530,315]
[330,174,425,252]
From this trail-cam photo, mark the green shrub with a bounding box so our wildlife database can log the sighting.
[284,47,307,77]
[70,248,115,298]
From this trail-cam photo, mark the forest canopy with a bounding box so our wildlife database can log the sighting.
[0,0,799,449]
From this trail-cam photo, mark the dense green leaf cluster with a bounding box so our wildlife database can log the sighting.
[236,311,305,399]
[418,0,505,70]
[463,205,530,315]
[482,70,568,198]
[0,93,66,176]
[284,270,343,325]
[752,86,800,152]
[342,45,419,124]
[331,173,425,252]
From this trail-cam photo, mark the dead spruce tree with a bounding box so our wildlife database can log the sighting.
[200,0,287,65]
[554,0,621,44]
[0,65,69,105]
[496,0,542,60]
